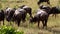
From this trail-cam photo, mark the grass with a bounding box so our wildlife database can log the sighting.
[0,0,60,34]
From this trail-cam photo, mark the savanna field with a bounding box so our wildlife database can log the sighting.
[0,0,60,34]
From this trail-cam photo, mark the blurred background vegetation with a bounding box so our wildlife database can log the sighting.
[0,0,60,13]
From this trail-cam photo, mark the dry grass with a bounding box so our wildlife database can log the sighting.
[0,0,60,34]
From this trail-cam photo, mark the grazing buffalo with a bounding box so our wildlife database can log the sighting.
[37,0,50,5]
[5,7,16,22]
[50,6,60,18]
[5,7,12,15]
[39,5,60,18]
[0,9,5,25]
[13,8,27,26]
[19,5,32,18]
[30,9,49,28]
[39,5,51,14]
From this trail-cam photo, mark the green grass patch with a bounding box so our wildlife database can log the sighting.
[0,25,24,34]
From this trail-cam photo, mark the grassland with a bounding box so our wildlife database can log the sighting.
[0,0,60,34]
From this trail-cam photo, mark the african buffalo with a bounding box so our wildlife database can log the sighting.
[19,5,32,18]
[37,0,50,5]
[30,9,49,28]
[13,8,27,26]
[0,9,5,25]
[50,6,60,18]
[5,7,16,22]
[39,5,60,18]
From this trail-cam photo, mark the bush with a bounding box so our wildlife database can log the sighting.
[0,25,24,34]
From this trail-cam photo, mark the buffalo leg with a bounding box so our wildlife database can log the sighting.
[22,14,26,22]
[55,14,56,18]
[38,21,40,28]
[52,14,56,18]
[42,21,45,28]
[17,20,21,27]
[29,10,32,18]
[3,19,4,25]
[44,19,48,28]
[0,21,1,25]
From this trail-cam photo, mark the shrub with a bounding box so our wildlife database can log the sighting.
[0,25,24,34]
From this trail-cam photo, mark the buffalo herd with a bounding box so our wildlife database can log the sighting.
[0,0,60,29]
